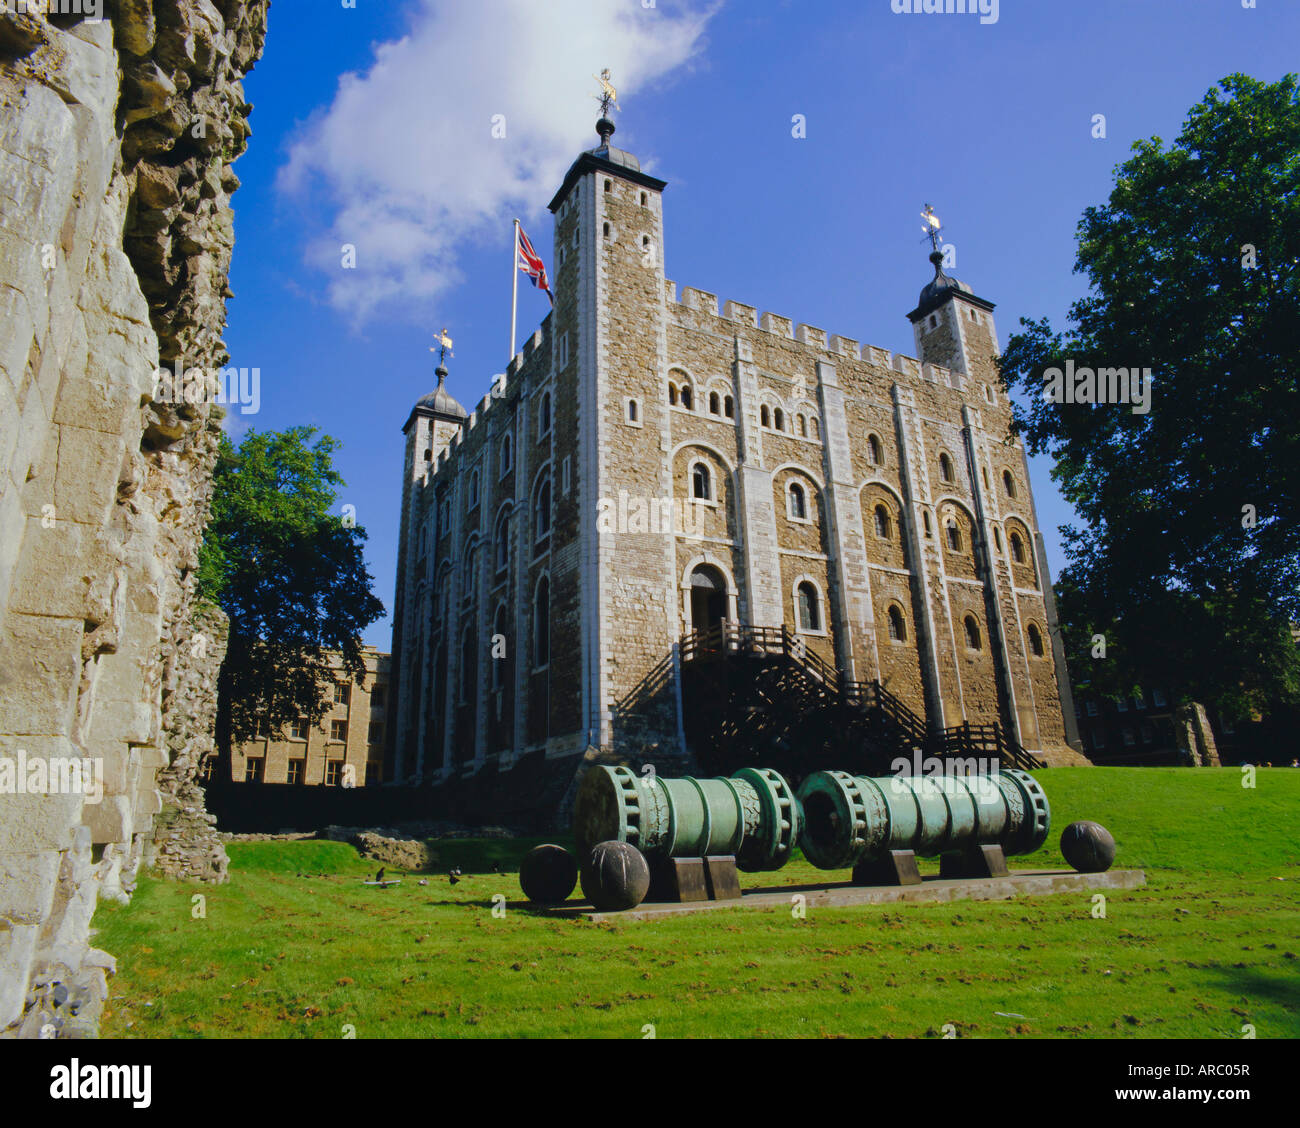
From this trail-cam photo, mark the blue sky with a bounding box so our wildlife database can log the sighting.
[222,0,1298,649]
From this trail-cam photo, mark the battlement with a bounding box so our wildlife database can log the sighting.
[665,281,959,385]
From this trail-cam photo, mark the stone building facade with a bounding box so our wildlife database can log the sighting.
[388,116,1082,808]
[228,648,391,788]
[1,2,267,1037]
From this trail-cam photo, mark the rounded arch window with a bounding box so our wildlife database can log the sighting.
[797,414,808,437]
[939,453,954,483]
[709,391,721,415]
[533,577,550,667]
[500,434,512,475]
[1027,622,1045,657]
[964,615,982,651]
[680,385,693,411]
[1010,530,1026,564]
[1003,470,1017,498]
[867,434,882,466]
[538,392,552,437]
[460,627,478,703]
[492,605,509,689]
[874,504,892,540]
[789,481,807,520]
[494,513,510,573]
[533,476,552,546]
[691,462,712,501]
[946,521,963,552]
[760,405,771,428]
[887,604,907,642]
[723,395,734,419]
[773,408,785,432]
[468,470,481,509]
[797,582,821,633]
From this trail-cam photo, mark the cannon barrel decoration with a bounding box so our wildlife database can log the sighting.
[573,765,801,872]
[795,769,1050,871]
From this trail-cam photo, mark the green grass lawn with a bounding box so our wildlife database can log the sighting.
[94,768,1300,1038]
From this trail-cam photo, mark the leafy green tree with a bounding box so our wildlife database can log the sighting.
[199,427,386,755]
[999,74,1300,720]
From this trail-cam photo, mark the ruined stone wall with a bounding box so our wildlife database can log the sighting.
[0,0,268,1038]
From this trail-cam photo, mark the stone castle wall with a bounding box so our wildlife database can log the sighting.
[0,0,267,1038]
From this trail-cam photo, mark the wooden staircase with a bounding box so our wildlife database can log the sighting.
[678,622,1045,783]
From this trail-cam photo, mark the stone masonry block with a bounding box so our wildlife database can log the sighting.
[53,424,123,525]
[0,615,82,736]
[82,795,132,847]
[0,786,82,855]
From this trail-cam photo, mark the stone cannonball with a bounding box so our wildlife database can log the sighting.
[519,844,578,905]
[1060,821,1117,873]
[580,840,651,912]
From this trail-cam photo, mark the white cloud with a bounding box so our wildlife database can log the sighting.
[278,0,718,325]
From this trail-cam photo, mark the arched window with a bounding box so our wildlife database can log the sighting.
[874,505,892,539]
[1010,531,1026,563]
[867,434,882,466]
[1003,470,1016,498]
[946,522,963,552]
[724,395,734,419]
[603,221,611,237]
[993,526,1003,552]
[460,628,478,703]
[628,399,639,423]
[922,510,932,537]
[888,605,907,642]
[964,615,982,650]
[534,577,550,667]
[709,391,720,415]
[492,606,509,690]
[538,393,552,437]
[773,408,785,432]
[680,385,693,411]
[1027,622,1045,657]
[691,462,712,501]
[810,417,820,440]
[797,582,821,632]
[797,414,807,437]
[468,470,480,509]
[668,384,678,406]
[464,546,480,604]
[789,482,807,520]
[494,512,510,574]
[939,453,954,483]
[500,434,512,476]
[423,449,432,462]
[533,476,551,548]
[760,405,771,428]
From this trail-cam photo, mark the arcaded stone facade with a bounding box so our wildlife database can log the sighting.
[229,648,391,788]
[0,1,267,1037]
[388,119,1081,802]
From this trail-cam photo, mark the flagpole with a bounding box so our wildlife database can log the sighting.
[510,218,520,363]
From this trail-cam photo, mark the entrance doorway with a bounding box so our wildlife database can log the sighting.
[689,565,727,634]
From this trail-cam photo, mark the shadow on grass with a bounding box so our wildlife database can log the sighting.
[1201,963,1300,1021]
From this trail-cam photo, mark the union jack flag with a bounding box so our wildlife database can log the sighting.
[517,223,553,305]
